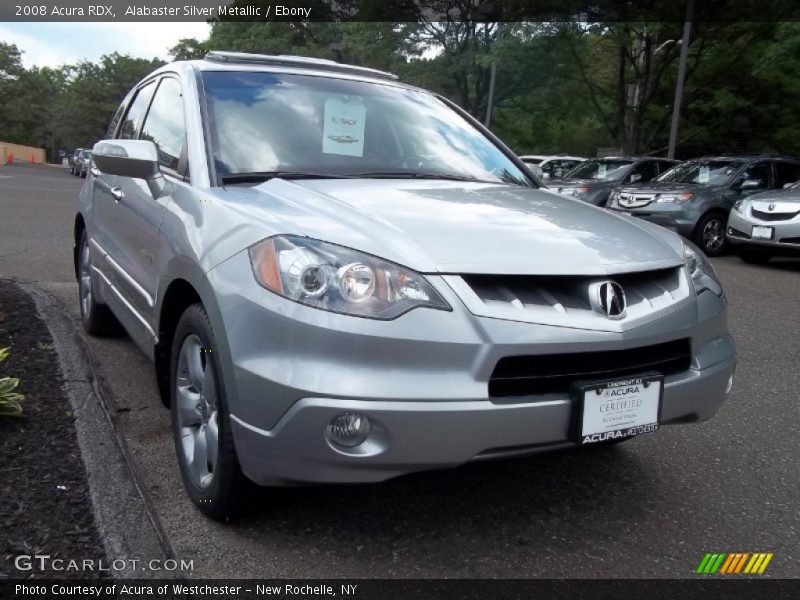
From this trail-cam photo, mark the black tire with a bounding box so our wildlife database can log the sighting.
[693,212,728,257]
[77,230,120,336]
[739,249,773,264]
[170,304,251,520]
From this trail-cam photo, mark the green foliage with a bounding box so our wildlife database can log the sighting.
[0,347,24,418]
[3,22,800,161]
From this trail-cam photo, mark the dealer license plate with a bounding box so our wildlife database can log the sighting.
[752,226,774,239]
[578,376,662,445]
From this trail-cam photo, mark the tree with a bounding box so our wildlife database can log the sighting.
[57,53,164,149]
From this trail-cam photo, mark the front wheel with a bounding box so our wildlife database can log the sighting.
[694,213,728,257]
[170,304,251,520]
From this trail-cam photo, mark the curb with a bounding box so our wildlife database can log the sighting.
[21,282,179,580]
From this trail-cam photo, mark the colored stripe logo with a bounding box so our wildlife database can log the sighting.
[696,552,773,574]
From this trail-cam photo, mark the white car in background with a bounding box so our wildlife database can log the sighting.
[519,155,586,180]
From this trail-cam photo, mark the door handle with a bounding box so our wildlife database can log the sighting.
[110,187,125,202]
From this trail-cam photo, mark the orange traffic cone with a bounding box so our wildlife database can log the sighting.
[6,152,13,164]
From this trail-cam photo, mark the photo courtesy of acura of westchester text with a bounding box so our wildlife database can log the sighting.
[0,0,798,594]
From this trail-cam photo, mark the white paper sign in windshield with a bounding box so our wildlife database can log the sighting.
[323,97,366,157]
[597,163,607,179]
[698,165,710,183]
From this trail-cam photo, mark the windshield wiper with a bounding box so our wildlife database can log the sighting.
[220,171,356,184]
[347,171,488,183]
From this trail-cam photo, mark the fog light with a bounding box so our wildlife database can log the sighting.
[725,374,734,395]
[327,412,371,447]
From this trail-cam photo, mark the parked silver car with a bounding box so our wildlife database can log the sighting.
[608,155,800,256]
[727,179,800,263]
[74,53,735,519]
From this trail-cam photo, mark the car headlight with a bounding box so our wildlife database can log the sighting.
[575,186,591,195]
[683,240,723,296]
[656,192,694,203]
[248,235,451,319]
[733,199,744,213]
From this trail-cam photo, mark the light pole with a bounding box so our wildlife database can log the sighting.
[667,0,694,159]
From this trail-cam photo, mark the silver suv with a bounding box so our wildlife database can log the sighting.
[608,155,800,256]
[74,53,735,520]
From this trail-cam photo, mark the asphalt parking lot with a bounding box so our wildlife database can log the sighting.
[1,162,798,578]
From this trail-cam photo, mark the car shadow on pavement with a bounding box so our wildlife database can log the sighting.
[233,442,657,544]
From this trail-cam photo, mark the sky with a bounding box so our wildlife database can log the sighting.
[0,22,212,67]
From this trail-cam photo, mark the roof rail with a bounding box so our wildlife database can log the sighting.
[203,51,399,81]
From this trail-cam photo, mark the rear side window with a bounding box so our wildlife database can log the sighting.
[139,77,186,173]
[118,82,155,140]
[775,161,800,187]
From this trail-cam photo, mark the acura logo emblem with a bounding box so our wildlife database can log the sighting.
[768,203,776,211]
[597,281,627,319]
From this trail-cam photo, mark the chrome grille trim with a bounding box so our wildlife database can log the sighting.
[444,267,693,333]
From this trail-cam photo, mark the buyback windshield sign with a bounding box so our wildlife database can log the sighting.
[322,97,366,157]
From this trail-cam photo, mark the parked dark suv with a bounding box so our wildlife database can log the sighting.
[607,155,800,256]
[548,156,678,207]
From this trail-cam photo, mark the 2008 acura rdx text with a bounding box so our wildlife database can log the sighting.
[74,52,736,519]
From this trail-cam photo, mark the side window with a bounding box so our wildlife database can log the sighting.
[139,77,187,174]
[774,161,800,188]
[741,161,771,189]
[118,82,155,140]
[631,160,658,182]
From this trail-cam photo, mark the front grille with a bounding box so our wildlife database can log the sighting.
[618,193,655,208]
[462,268,684,321]
[751,209,800,222]
[489,338,692,397]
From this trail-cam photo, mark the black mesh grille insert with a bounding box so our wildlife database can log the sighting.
[751,209,800,222]
[489,339,692,397]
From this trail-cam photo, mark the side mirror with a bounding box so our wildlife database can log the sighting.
[92,140,165,197]
[629,173,642,183]
[740,179,761,191]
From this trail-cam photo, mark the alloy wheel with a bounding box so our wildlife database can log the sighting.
[702,218,725,253]
[175,334,219,489]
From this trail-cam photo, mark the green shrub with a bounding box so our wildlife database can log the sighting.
[0,346,24,418]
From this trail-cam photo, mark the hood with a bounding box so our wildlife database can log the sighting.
[548,178,617,189]
[748,187,800,204]
[209,179,684,276]
[616,181,715,194]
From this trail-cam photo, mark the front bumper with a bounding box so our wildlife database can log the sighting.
[727,209,800,254]
[209,252,735,485]
[232,355,734,484]
[608,205,697,237]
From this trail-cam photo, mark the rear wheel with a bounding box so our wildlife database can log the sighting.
[170,304,251,520]
[739,249,773,264]
[694,212,728,256]
[77,230,120,336]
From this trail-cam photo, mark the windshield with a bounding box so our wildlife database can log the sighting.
[656,160,744,185]
[563,159,633,181]
[81,151,91,158]
[201,71,530,185]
